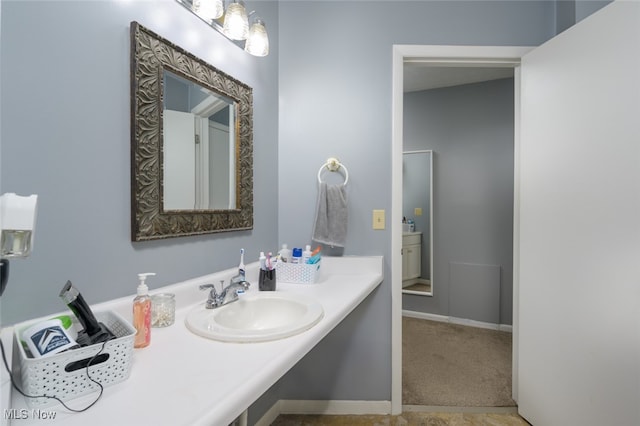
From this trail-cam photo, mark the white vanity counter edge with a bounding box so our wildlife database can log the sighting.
[4,255,383,426]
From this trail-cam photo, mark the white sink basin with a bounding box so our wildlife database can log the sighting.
[185,292,324,342]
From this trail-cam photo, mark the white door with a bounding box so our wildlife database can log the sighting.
[163,110,196,210]
[518,2,640,425]
[209,121,232,210]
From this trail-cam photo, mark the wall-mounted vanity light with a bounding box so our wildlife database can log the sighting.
[222,0,249,40]
[193,0,224,21]
[177,0,269,57]
[244,17,269,57]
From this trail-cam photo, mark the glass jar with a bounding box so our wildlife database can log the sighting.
[151,293,175,327]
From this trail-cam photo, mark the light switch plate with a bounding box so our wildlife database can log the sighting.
[414,207,423,216]
[373,209,385,230]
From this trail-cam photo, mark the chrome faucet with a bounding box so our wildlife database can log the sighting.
[199,278,250,309]
[229,272,246,286]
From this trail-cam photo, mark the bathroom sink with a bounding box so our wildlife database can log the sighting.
[185,292,324,342]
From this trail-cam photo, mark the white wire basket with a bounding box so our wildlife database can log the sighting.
[12,311,135,408]
[276,261,321,284]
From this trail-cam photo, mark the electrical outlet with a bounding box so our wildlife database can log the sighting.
[414,207,423,216]
[373,209,385,230]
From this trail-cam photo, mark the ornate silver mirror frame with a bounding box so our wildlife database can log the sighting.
[130,21,253,241]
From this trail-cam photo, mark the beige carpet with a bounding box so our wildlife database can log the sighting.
[272,412,529,425]
[402,317,515,407]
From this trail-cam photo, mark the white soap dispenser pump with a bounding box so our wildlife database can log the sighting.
[133,272,155,348]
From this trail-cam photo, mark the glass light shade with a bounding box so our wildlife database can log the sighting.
[244,19,269,57]
[223,1,249,40]
[195,0,224,22]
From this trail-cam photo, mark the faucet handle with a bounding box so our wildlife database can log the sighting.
[200,283,221,309]
[199,283,218,296]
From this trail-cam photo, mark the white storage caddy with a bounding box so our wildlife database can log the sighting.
[276,261,321,284]
[12,311,135,408]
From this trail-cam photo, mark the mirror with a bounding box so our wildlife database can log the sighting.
[130,21,253,241]
[402,150,433,296]
[163,70,237,211]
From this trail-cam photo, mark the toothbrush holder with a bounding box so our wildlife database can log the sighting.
[259,269,276,291]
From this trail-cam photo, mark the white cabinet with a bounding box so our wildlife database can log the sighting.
[402,232,421,282]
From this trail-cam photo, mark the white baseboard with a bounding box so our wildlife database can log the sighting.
[499,324,513,332]
[402,309,513,333]
[253,401,281,426]
[254,400,391,426]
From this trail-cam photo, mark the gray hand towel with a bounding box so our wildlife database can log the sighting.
[312,182,348,248]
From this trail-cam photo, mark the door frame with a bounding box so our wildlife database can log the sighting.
[391,44,534,414]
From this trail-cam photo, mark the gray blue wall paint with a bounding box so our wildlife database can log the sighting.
[0,0,279,324]
[555,0,577,34]
[576,1,611,22]
[402,78,515,325]
[273,0,554,413]
[0,0,581,422]
[555,0,611,33]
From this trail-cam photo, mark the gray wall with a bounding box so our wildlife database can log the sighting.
[555,0,611,33]
[1,0,591,423]
[402,78,515,325]
[0,0,279,324]
[269,0,555,418]
[576,1,611,21]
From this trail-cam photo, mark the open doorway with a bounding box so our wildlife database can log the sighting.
[402,69,515,408]
[390,45,534,414]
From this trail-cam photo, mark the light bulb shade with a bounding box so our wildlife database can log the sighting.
[245,19,269,57]
[193,0,224,22]
[223,2,249,40]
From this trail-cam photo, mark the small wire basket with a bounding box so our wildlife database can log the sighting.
[276,261,321,284]
[13,311,135,408]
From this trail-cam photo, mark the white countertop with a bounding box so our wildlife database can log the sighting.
[2,256,383,425]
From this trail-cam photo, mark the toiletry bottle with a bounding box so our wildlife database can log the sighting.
[302,245,312,264]
[133,272,155,348]
[278,244,291,263]
[291,248,303,264]
[259,251,266,270]
[22,318,78,358]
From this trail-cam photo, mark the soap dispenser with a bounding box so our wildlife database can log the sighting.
[133,272,155,348]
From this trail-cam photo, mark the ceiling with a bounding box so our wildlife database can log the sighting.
[404,63,514,92]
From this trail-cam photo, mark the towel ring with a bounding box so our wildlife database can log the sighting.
[317,157,349,186]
